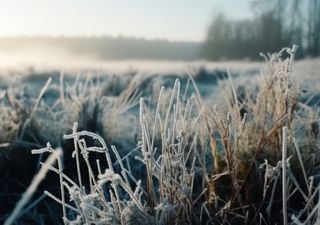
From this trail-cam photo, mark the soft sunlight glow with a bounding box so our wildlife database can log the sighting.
[0,1,251,41]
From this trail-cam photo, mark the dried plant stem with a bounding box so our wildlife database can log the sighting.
[19,77,52,140]
[293,137,309,188]
[72,123,83,188]
[151,86,164,150]
[139,97,155,213]
[282,126,288,225]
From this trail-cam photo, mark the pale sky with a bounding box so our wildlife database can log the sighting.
[0,0,252,42]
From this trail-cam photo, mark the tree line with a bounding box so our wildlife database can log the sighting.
[203,0,320,60]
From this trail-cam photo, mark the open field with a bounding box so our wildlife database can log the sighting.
[1,47,320,225]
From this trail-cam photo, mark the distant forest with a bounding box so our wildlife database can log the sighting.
[0,36,202,61]
[1,0,319,62]
[203,0,320,60]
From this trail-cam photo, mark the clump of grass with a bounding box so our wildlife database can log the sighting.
[9,77,209,224]
[33,73,102,145]
[5,46,320,225]
[204,45,320,224]
[0,79,31,144]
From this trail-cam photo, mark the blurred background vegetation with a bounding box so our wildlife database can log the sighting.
[203,0,320,60]
[0,0,319,62]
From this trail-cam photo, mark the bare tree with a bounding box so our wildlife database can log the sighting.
[202,0,320,60]
[307,0,320,56]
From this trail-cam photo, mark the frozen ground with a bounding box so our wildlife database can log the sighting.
[1,52,320,225]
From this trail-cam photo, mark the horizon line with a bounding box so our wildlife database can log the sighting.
[0,34,204,43]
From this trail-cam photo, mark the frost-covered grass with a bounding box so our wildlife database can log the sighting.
[2,46,320,224]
